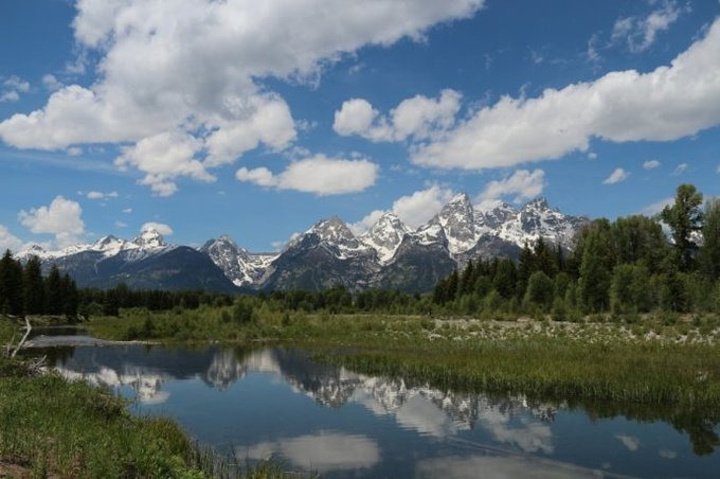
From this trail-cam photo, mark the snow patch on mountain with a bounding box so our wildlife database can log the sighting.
[359,213,411,263]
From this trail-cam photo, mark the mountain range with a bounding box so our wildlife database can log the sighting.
[16,193,587,293]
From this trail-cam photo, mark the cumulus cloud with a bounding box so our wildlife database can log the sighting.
[236,155,378,196]
[333,89,462,142]
[353,184,454,232]
[140,222,173,236]
[478,169,546,204]
[603,168,630,184]
[115,131,215,196]
[643,159,661,169]
[0,225,23,252]
[0,0,484,194]
[611,1,688,53]
[86,190,119,200]
[412,18,720,170]
[18,196,85,248]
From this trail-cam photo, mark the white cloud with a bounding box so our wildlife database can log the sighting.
[612,1,688,53]
[1,75,30,103]
[643,159,661,169]
[140,222,173,236]
[640,197,674,216]
[587,152,598,160]
[0,0,484,193]
[115,131,215,196]
[243,432,379,473]
[0,225,23,252]
[122,208,132,214]
[615,434,641,452]
[672,162,688,175]
[114,220,128,228]
[333,89,462,142]
[18,196,85,248]
[236,155,378,196]
[86,190,119,200]
[354,185,454,232]
[42,74,63,92]
[3,76,30,93]
[478,169,546,203]
[411,18,720,170]
[603,168,630,184]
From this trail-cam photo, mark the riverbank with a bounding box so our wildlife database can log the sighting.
[0,317,290,478]
[85,307,720,408]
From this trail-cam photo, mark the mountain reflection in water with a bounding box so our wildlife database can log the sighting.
[30,342,720,478]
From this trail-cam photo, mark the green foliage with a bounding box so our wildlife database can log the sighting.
[661,183,703,272]
[578,219,614,313]
[699,199,720,281]
[524,271,555,311]
[610,264,652,314]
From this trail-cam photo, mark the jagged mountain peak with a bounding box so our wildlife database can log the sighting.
[360,212,411,263]
[429,192,476,254]
[522,196,552,211]
[134,228,167,249]
[310,216,358,244]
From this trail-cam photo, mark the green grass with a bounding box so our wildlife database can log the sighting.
[0,369,202,477]
[1,316,301,478]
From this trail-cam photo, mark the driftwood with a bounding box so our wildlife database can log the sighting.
[11,316,32,358]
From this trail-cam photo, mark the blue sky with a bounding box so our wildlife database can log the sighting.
[1,0,719,252]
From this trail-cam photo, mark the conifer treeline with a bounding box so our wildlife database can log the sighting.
[0,253,79,317]
[433,184,720,317]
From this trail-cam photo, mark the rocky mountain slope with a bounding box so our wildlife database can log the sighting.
[17,194,587,293]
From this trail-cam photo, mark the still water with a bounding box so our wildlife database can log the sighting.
[24,331,720,478]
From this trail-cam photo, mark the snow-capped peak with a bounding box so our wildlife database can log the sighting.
[428,192,476,254]
[360,212,411,263]
[133,229,167,249]
[200,234,276,287]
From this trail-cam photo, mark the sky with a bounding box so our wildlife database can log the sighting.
[1,0,719,253]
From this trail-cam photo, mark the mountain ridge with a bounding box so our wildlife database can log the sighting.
[16,195,588,293]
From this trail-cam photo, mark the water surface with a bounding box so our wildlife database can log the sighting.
[25,333,720,478]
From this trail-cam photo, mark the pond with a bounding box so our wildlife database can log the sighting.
[23,330,720,478]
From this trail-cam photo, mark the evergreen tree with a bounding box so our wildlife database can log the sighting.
[61,273,79,318]
[0,250,24,316]
[445,270,459,302]
[661,184,703,272]
[699,199,720,281]
[23,256,45,315]
[458,260,475,297]
[493,259,516,299]
[45,265,64,315]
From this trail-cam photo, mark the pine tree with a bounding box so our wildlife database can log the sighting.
[493,259,517,299]
[23,256,45,315]
[0,250,24,316]
[45,265,64,315]
[458,260,475,297]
